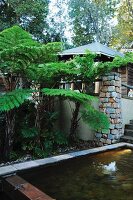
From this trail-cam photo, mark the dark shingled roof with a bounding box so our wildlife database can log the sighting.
[60,42,124,57]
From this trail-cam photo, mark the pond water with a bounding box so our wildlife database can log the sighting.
[21,149,133,200]
[0,193,11,200]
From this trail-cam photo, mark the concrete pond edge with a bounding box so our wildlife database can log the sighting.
[0,142,133,177]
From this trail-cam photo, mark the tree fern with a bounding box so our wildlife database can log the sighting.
[42,88,109,137]
[0,26,61,74]
[41,88,109,132]
[0,89,32,112]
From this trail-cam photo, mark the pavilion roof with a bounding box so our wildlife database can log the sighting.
[60,42,124,57]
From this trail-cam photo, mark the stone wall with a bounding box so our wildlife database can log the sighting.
[95,72,124,145]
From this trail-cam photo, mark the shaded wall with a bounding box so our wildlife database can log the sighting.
[122,97,133,125]
[58,99,99,140]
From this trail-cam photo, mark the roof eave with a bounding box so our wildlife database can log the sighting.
[59,51,124,58]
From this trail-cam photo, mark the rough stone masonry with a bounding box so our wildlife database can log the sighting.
[95,72,124,145]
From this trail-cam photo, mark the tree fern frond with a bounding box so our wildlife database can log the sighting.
[0,26,40,51]
[45,42,62,54]
[94,53,133,78]
[0,46,59,72]
[29,62,78,83]
[41,88,96,103]
[0,89,32,112]
[81,105,110,130]
[0,26,61,74]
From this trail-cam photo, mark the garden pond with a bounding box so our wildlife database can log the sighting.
[21,148,133,200]
[1,148,133,200]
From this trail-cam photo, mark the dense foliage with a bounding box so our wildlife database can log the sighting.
[0,25,60,160]
[0,25,133,162]
[0,89,32,111]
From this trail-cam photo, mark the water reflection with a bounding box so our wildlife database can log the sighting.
[103,161,117,174]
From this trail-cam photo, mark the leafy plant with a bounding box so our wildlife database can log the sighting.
[9,151,20,161]
[1,25,133,161]
[0,89,32,112]
[21,127,38,139]
[81,105,109,131]
[18,108,68,158]
[42,88,95,103]
[0,25,60,161]
[20,128,68,158]
[41,88,109,141]
[43,131,68,155]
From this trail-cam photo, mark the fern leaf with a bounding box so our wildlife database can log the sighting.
[81,105,109,130]
[0,26,61,74]
[0,89,32,112]
[41,88,96,103]
[0,26,40,51]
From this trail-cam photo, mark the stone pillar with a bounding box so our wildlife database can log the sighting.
[95,72,124,145]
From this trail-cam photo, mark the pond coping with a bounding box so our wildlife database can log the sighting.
[0,142,133,177]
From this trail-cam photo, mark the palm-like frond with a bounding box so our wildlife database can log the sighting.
[27,62,78,84]
[0,26,61,73]
[0,46,58,72]
[94,53,133,78]
[81,105,109,130]
[41,88,95,103]
[0,89,32,112]
[0,26,40,51]
[42,88,109,130]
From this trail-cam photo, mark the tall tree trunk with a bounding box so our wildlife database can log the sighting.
[35,102,42,148]
[69,102,80,143]
[3,110,15,161]
[35,104,41,131]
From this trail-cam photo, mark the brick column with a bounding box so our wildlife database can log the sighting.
[95,72,124,145]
